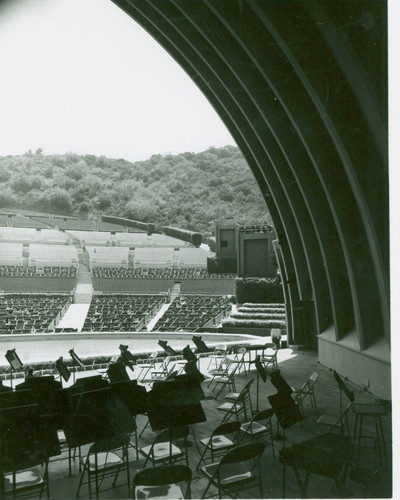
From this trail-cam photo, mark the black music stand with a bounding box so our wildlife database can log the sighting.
[119,345,135,371]
[147,374,207,457]
[158,340,178,357]
[56,356,71,385]
[255,355,268,412]
[5,349,23,389]
[333,370,355,428]
[269,371,299,443]
[69,349,84,383]
[192,336,211,354]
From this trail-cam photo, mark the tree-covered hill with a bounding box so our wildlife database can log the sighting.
[0,146,271,235]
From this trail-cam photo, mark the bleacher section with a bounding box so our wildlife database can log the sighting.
[180,279,235,295]
[0,243,23,266]
[81,294,165,332]
[0,214,50,229]
[0,227,69,244]
[96,221,142,233]
[91,267,235,294]
[0,294,71,334]
[0,266,77,292]
[92,278,172,294]
[66,230,114,246]
[153,295,231,332]
[134,247,174,268]
[29,244,78,267]
[87,246,129,268]
[91,268,235,279]
[176,247,211,268]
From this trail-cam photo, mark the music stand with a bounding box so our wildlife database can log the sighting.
[158,340,178,357]
[333,370,355,432]
[119,345,135,371]
[69,349,84,383]
[255,355,268,412]
[192,336,211,354]
[148,374,207,457]
[5,349,23,389]
[269,371,297,442]
[55,356,71,385]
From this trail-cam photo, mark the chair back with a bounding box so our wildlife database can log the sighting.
[133,464,192,487]
[253,408,275,423]
[213,343,227,354]
[91,433,130,454]
[309,372,319,385]
[220,442,265,465]
[213,421,241,438]
[155,426,190,444]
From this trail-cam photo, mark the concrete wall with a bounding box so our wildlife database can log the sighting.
[318,335,391,401]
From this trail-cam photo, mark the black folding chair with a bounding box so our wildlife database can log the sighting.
[200,443,265,499]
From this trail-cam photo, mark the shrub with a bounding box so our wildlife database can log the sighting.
[231,312,286,320]
[206,236,216,252]
[237,306,285,313]
[235,277,283,304]
[221,318,286,329]
[207,256,237,274]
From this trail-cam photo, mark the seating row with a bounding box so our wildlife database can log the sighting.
[0,294,71,334]
[153,295,231,332]
[81,294,165,332]
[0,265,77,277]
[92,267,236,279]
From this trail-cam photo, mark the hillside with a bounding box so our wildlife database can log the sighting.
[0,146,271,235]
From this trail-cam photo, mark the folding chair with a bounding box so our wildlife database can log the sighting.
[240,408,275,456]
[224,378,254,417]
[136,352,162,382]
[150,357,177,382]
[133,464,192,499]
[212,362,239,398]
[200,443,265,499]
[139,426,190,468]
[207,357,232,388]
[196,421,241,470]
[218,381,254,424]
[228,347,247,375]
[292,371,319,415]
[260,343,279,372]
[207,344,227,370]
[76,434,131,499]
[317,402,352,436]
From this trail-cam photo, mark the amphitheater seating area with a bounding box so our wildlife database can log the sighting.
[28,244,78,267]
[134,247,175,268]
[0,227,69,244]
[87,246,129,267]
[0,294,71,334]
[0,214,50,229]
[92,278,172,294]
[153,295,231,332]
[82,294,165,332]
[0,266,77,277]
[0,266,77,292]
[92,267,235,279]
[0,243,23,266]
[176,247,211,268]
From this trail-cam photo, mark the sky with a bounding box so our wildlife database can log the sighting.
[0,0,236,162]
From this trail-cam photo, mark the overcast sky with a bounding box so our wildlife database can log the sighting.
[0,0,236,162]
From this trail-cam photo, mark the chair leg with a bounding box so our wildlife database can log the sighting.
[76,460,87,497]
